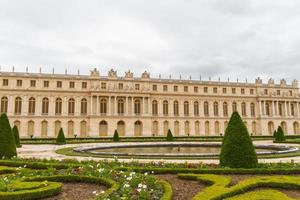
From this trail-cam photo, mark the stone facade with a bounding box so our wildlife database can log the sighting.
[0,68,299,138]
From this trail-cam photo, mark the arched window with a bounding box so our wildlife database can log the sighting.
[0,97,8,113]
[195,121,200,135]
[185,121,190,136]
[99,120,108,136]
[27,120,34,137]
[252,121,257,135]
[42,97,49,115]
[281,121,287,134]
[100,98,107,114]
[215,121,220,135]
[241,102,246,116]
[81,98,87,115]
[224,121,229,131]
[205,121,210,136]
[163,100,168,116]
[134,121,143,136]
[278,102,283,116]
[232,102,237,112]
[118,99,124,114]
[223,102,228,116]
[163,121,169,135]
[184,101,189,116]
[204,101,209,116]
[293,121,299,134]
[268,121,274,135]
[28,97,35,115]
[55,98,62,115]
[213,102,218,116]
[174,121,180,136]
[152,100,158,115]
[174,101,179,116]
[117,120,125,136]
[67,120,74,137]
[68,98,75,115]
[291,103,295,116]
[54,120,61,136]
[80,120,87,137]
[15,97,22,115]
[250,103,255,116]
[134,99,141,115]
[194,101,199,116]
[41,120,48,137]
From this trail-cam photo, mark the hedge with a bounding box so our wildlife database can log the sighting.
[229,189,293,200]
[157,178,172,200]
[177,173,300,200]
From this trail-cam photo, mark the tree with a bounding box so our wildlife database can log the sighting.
[0,113,17,158]
[275,126,285,142]
[166,129,173,141]
[56,128,66,145]
[12,125,22,148]
[113,130,119,142]
[220,112,258,168]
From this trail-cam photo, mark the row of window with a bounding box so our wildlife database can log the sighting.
[3,79,88,89]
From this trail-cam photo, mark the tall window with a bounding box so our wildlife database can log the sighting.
[81,98,87,115]
[42,98,49,115]
[291,103,295,116]
[232,102,237,112]
[250,103,255,116]
[241,102,246,116]
[15,97,22,114]
[213,102,219,116]
[184,101,189,116]
[194,101,199,116]
[265,103,270,116]
[28,97,36,115]
[152,100,158,115]
[68,98,75,115]
[163,100,168,116]
[118,99,124,114]
[174,101,179,116]
[134,99,141,115]
[1,97,8,113]
[204,101,209,116]
[55,98,62,115]
[223,102,228,116]
[100,98,107,114]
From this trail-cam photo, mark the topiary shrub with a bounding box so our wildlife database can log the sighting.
[273,130,277,140]
[220,112,258,168]
[0,113,17,158]
[113,130,119,142]
[275,126,285,142]
[166,129,173,141]
[56,128,66,145]
[12,125,22,148]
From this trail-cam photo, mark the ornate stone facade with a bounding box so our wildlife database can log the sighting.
[0,69,299,138]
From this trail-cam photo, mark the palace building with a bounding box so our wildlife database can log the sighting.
[0,68,299,138]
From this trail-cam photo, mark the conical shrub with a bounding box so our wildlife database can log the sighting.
[0,113,17,158]
[220,112,258,168]
[56,128,66,145]
[113,130,119,142]
[12,125,22,148]
[275,126,285,142]
[166,129,173,141]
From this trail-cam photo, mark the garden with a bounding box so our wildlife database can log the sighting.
[0,112,300,199]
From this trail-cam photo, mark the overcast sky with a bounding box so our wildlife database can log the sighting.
[0,0,300,83]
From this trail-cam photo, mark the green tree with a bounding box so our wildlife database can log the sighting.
[113,130,119,142]
[220,112,258,168]
[56,128,66,145]
[0,113,17,158]
[12,125,22,148]
[166,129,173,141]
[275,126,285,142]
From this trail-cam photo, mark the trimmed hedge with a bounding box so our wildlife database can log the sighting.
[229,189,292,200]
[12,125,22,148]
[56,128,66,145]
[166,129,173,141]
[0,113,17,158]
[178,173,300,200]
[275,126,286,142]
[113,130,119,142]
[157,178,172,200]
[220,112,258,168]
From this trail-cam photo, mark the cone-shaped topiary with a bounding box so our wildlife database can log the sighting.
[0,113,17,158]
[166,129,173,141]
[12,125,22,148]
[56,128,66,145]
[275,126,285,142]
[273,130,277,138]
[113,130,119,142]
[220,112,258,168]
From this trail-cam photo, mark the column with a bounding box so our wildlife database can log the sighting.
[131,97,134,116]
[49,96,54,116]
[258,100,262,117]
[36,96,41,116]
[96,96,99,115]
[8,95,13,115]
[289,101,291,117]
[298,102,300,118]
[22,95,28,116]
[219,101,223,117]
[264,101,267,116]
[272,101,275,117]
[108,96,111,115]
[90,96,93,115]
[189,100,193,117]
[115,97,118,115]
[284,101,287,116]
[142,97,145,115]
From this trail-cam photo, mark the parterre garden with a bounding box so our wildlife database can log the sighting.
[0,112,300,199]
